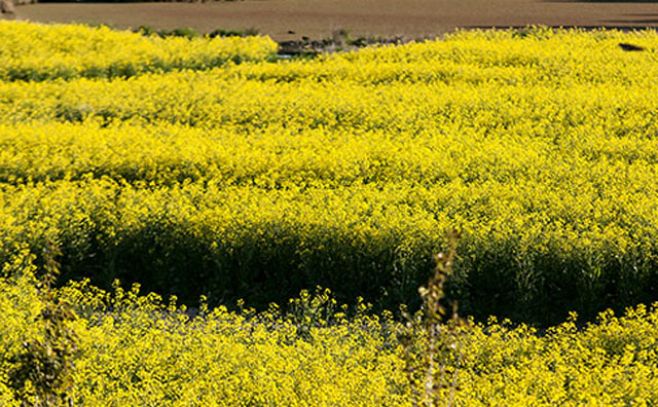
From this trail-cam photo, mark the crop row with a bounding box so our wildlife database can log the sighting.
[1,112,657,186]
[1,70,657,134]
[2,263,658,405]
[0,21,277,81]
[1,177,657,323]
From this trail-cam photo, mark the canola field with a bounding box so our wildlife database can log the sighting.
[2,21,658,405]
[2,23,658,323]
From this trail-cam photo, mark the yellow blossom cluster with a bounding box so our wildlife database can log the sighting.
[0,21,277,81]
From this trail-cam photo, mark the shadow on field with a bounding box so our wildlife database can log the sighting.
[48,218,658,329]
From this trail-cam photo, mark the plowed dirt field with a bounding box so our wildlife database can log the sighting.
[12,0,658,40]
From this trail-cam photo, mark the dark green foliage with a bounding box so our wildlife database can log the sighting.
[208,27,260,38]
[136,26,201,39]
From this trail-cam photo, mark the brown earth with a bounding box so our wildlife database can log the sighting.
[9,0,658,41]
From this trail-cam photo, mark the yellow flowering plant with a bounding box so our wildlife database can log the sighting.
[1,22,658,404]
[0,21,277,81]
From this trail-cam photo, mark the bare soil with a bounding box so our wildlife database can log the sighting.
[9,0,658,41]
